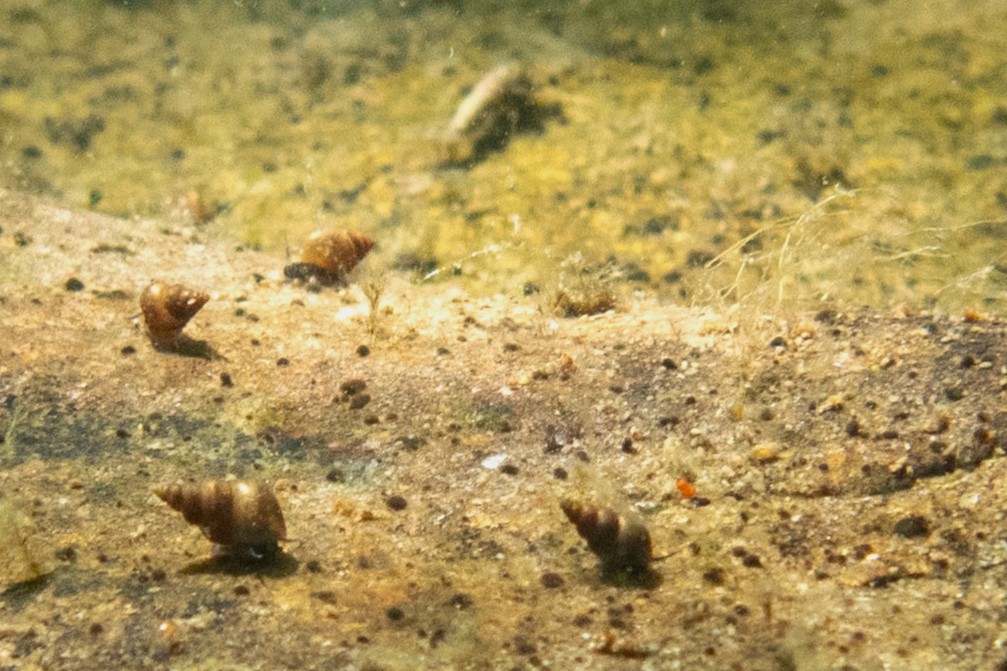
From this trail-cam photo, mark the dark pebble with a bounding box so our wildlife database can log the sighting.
[64,277,85,292]
[311,590,338,604]
[325,469,345,483]
[234,585,250,596]
[340,379,366,395]
[702,567,726,585]
[500,463,519,476]
[55,545,77,561]
[540,572,564,589]
[386,495,407,511]
[386,606,405,621]
[220,372,233,387]
[349,393,371,410]
[449,593,473,609]
[356,344,370,357]
[276,357,290,367]
[120,345,136,356]
[894,514,930,538]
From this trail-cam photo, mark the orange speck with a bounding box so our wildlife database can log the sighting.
[963,308,981,323]
[676,478,696,499]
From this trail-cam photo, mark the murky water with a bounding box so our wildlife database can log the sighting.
[1,0,1005,309]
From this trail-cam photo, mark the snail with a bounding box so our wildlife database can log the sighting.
[154,480,287,560]
[441,63,561,166]
[560,499,652,575]
[140,281,209,348]
[285,230,374,286]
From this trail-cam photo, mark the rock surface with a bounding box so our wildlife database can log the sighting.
[2,189,1007,669]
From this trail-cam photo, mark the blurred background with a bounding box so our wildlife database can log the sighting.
[1,0,1005,313]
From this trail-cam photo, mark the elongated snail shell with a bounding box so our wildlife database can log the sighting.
[301,230,374,276]
[560,499,652,574]
[140,281,209,347]
[154,480,287,556]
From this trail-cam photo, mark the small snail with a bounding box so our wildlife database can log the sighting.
[285,230,374,285]
[140,281,209,348]
[560,499,652,575]
[154,480,287,560]
[441,63,561,166]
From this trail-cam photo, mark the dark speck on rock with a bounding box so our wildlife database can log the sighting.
[65,277,84,292]
[386,494,407,511]
[894,515,930,538]
[540,572,564,589]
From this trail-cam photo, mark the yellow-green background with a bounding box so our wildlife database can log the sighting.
[2,0,1005,311]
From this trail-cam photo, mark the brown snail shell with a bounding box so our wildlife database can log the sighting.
[140,281,209,347]
[560,499,652,574]
[296,230,374,284]
[154,480,286,558]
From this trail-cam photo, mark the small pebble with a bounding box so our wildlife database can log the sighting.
[894,515,930,538]
[65,277,85,292]
[349,393,371,410]
[540,572,564,589]
[386,495,407,511]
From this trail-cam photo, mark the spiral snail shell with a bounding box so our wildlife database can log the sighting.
[154,480,287,559]
[140,281,209,348]
[286,230,374,285]
[560,499,652,574]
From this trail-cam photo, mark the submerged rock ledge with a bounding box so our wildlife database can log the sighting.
[1,189,1006,670]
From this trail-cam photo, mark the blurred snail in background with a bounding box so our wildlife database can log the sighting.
[140,281,209,348]
[154,480,287,560]
[560,499,652,575]
[284,229,374,286]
